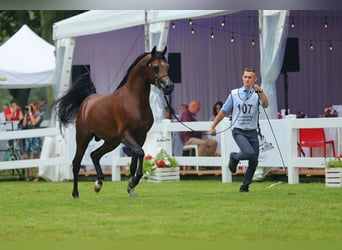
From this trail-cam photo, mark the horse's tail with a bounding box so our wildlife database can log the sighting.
[55,73,96,127]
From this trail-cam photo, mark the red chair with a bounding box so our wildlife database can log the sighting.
[298,128,336,157]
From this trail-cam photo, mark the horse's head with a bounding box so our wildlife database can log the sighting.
[145,46,174,95]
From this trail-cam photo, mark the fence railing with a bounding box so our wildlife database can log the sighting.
[1,117,342,184]
[0,125,67,173]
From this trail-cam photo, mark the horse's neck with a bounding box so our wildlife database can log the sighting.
[126,72,151,99]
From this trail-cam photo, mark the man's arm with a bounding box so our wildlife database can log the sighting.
[210,111,225,135]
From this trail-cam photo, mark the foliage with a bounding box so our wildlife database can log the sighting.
[134,149,178,176]
[326,157,342,168]
[0,10,41,44]
[0,180,342,242]
[127,149,178,176]
[323,106,338,117]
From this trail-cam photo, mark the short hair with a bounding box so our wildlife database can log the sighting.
[244,67,256,74]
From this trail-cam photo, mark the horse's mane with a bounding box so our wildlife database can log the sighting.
[116,52,149,90]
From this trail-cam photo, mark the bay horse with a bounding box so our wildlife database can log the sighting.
[55,46,174,198]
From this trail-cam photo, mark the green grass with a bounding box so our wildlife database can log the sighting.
[0,179,341,243]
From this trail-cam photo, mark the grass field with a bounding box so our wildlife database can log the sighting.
[1,178,341,244]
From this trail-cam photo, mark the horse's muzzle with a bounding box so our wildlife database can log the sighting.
[163,80,174,95]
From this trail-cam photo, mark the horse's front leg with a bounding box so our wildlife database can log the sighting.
[91,141,119,193]
[72,158,82,199]
[127,149,144,198]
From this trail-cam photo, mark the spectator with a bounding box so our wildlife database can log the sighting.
[180,99,217,156]
[1,104,10,122]
[178,104,188,118]
[208,101,223,155]
[8,99,23,121]
[38,96,49,120]
[22,100,44,182]
[209,101,223,121]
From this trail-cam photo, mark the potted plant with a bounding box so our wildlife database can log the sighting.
[323,106,338,117]
[129,149,179,182]
[146,149,179,182]
[325,157,342,187]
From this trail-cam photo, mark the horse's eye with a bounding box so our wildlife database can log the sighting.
[152,64,159,74]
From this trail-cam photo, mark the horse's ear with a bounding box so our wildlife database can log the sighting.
[162,46,167,55]
[151,46,157,55]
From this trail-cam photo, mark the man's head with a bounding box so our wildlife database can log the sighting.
[242,67,257,89]
[188,99,201,115]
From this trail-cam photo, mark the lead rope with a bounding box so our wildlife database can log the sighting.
[256,92,287,173]
[163,95,236,136]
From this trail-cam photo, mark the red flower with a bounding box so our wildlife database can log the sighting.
[156,160,166,168]
[144,154,153,161]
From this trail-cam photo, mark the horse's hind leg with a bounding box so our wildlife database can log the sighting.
[90,141,119,193]
[72,133,92,199]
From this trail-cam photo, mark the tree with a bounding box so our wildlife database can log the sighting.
[0,10,85,112]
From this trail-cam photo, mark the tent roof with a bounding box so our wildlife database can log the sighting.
[0,24,56,88]
[53,10,237,40]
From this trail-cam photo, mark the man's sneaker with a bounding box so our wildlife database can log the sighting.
[239,188,249,193]
[229,152,239,173]
[239,185,249,192]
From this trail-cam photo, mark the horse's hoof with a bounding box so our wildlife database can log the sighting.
[72,192,79,199]
[94,180,103,193]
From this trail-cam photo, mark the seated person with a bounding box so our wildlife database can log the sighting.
[180,99,217,156]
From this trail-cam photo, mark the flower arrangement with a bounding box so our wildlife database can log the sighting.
[326,157,342,168]
[323,106,338,117]
[134,149,178,176]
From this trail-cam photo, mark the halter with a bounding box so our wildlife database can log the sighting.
[146,53,169,85]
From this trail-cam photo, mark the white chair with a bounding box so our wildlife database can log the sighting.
[182,144,199,171]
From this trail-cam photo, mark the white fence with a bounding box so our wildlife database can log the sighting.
[1,117,342,184]
[110,118,232,183]
[0,125,67,174]
[109,117,342,184]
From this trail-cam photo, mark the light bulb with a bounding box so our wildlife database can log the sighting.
[324,17,328,29]
[309,41,314,50]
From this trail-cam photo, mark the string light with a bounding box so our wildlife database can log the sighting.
[221,16,225,27]
[210,28,215,39]
[324,16,328,29]
[329,40,333,51]
[309,40,314,50]
[251,35,256,46]
[230,32,235,43]
[174,16,336,52]
[290,17,295,28]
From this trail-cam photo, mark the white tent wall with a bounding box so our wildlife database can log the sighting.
[72,26,145,95]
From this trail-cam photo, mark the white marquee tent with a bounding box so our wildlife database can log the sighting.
[0,24,55,88]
